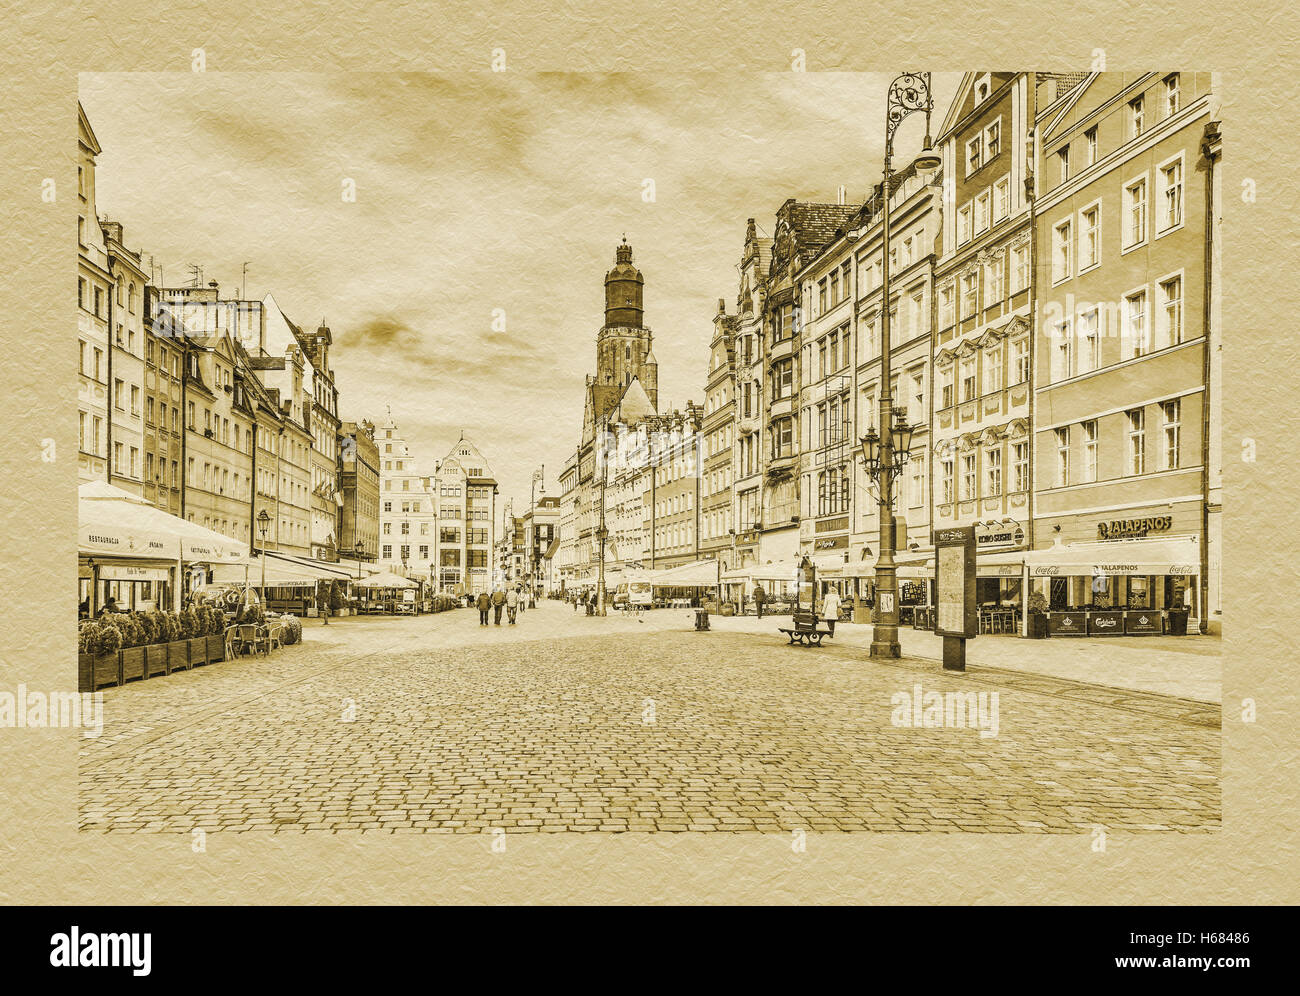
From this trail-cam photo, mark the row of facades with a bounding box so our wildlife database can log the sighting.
[554,71,1222,624]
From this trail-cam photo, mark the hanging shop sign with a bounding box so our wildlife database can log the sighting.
[975,520,1025,549]
[1097,515,1172,540]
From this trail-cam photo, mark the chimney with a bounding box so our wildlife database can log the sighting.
[837,185,847,205]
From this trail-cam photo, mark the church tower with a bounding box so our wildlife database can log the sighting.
[596,237,658,410]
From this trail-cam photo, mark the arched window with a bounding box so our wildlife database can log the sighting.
[128,283,135,313]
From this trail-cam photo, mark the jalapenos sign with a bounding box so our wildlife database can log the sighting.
[1097,515,1172,540]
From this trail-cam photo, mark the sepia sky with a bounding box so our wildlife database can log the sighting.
[80,71,959,508]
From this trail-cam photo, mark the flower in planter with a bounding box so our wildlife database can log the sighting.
[1027,592,1049,615]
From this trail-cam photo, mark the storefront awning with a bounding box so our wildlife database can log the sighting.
[211,553,356,587]
[649,560,719,587]
[79,481,247,564]
[1025,536,1200,577]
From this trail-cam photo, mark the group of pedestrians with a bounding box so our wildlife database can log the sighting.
[568,590,598,615]
[475,586,532,626]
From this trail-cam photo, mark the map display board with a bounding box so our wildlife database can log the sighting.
[933,526,977,639]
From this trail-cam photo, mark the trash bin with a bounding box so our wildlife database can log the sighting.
[694,608,710,631]
[1166,608,1189,636]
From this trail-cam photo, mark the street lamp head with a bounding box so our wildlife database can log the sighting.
[859,427,881,473]
[891,411,915,458]
[256,509,270,536]
[913,143,941,178]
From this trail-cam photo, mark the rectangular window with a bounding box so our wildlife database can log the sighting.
[1162,399,1181,469]
[961,272,978,316]
[909,456,925,508]
[985,119,1000,159]
[1126,289,1149,357]
[1159,275,1183,347]
[1079,309,1100,374]
[985,346,1002,395]
[1085,126,1098,166]
[1057,145,1070,184]
[940,367,953,409]
[939,284,955,328]
[1127,408,1145,475]
[1125,177,1147,247]
[1080,205,1100,270]
[1130,95,1145,138]
[1082,420,1098,483]
[1011,244,1029,293]
[1012,337,1030,384]
[967,135,982,175]
[1053,220,1072,282]
[993,176,1010,221]
[1013,441,1028,493]
[1164,73,1180,116]
[985,254,1004,304]
[961,357,976,402]
[985,448,1002,497]
[1055,427,1070,486]
[1159,158,1183,231]
[975,191,989,232]
[961,454,977,501]
[1053,320,1072,381]
[958,205,971,244]
[941,457,954,504]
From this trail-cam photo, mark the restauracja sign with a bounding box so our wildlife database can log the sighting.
[1097,515,1172,540]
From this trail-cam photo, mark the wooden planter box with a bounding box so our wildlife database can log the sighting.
[206,634,225,663]
[78,653,121,692]
[167,640,191,671]
[120,646,146,683]
[187,637,209,667]
[144,643,170,677]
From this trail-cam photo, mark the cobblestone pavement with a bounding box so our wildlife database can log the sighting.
[79,602,1220,834]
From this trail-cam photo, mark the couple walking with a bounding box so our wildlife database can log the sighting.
[476,586,527,626]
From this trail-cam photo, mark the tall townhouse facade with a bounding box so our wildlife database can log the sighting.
[434,436,498,593]
[759,200,857,567]
[645,405,703,570]
[77,105,111,486]
[794,208,858,582]
[247,348,314,556]
[262,299,342,561]
[932,72,1040,578]
[524,496,561,593]
[180,332,256,544]
[77,104,148,494]
[375,415,439,581]
[845,163,942,592]
[340,419,380,562]
[1031,71,1220,628]
[730,219,772,570]
[698,301,738,570]
[142,302,184,517]
[557,455,580,590]
[102,222,148,496]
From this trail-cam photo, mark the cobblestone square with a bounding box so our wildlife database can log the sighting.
[79,603,1220,835]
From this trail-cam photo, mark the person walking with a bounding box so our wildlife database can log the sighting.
[820,587,841,638]
[753,585,765,620]
[516,586,525,616]
[476,590,490,627]
[506,586,518,625]
[491,587,506,625]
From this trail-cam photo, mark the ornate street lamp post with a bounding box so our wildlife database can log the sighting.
[256,509,271,609]
[864,71,939,658]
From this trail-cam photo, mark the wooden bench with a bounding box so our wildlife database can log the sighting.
[778,609,833,647]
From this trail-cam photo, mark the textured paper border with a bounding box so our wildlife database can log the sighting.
[1,3,1295,904]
